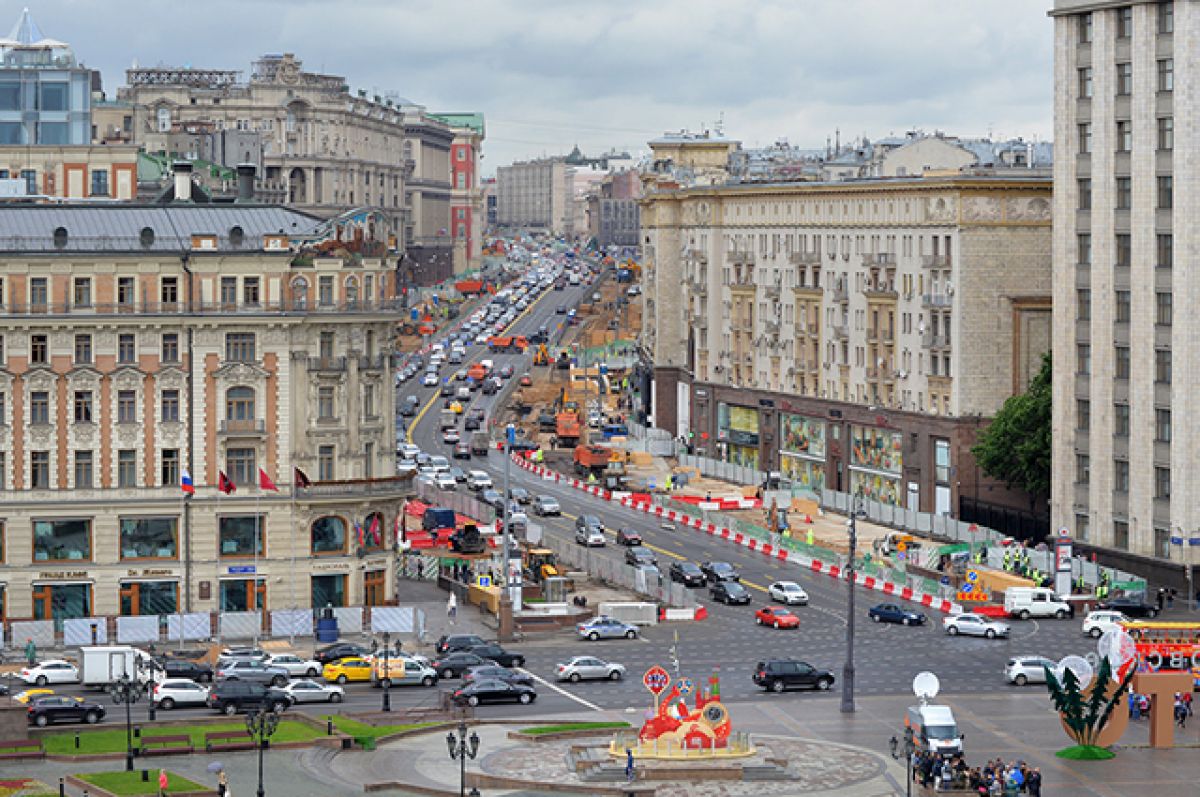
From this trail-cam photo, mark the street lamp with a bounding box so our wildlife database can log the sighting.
[108,673,143,771]
[380,631,392,712]
[445,721,481,797]
[841,498,863,714]
[890,727,916,797]
[245,708,281,797]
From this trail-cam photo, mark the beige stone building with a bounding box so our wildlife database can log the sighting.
[1050,0,1194,563]
[0,144,138,199]
[641,168,1052,520]
[0,202,409,623]
[495,157,572,234]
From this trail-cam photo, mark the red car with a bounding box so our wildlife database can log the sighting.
[755,607,800,629]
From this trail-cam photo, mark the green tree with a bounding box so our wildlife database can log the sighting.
[971,353,1051,500]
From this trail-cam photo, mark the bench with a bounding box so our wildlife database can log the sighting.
[204,730,256,753]
[139,734,194,757]
[0,739,45,760]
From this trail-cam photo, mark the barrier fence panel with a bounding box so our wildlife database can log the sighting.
[371,606,421,634]
[115,616,160,644]
[63,618,108,647]
[167,613,212,642]
[10,620,55,650]
[332,607,364,635]
[219,611,262,640]
[270,610,313,639]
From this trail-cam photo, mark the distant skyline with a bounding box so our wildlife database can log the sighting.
[27,0,1051,172]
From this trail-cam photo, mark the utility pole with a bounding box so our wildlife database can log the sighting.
[499,423,515,641]
[841,499,860,713]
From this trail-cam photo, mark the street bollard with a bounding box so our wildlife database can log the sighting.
[327,718,334,736]
[141,770,149,782]
[58,777,65,797]
[74,734,80,749]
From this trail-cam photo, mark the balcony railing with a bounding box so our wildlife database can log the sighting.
[359,354,389,371]
[308,356,348,372]
[298,475,415,497]
[861,253,897,267]
[219,419,266,434]
[789,249,821,265]
[831,324,849,339]
[922,333,951,349]
[831,283,849,302]
[0,298,407,318]
[922,293,953,308]
[763,284,781,300]
[921,255,951,269]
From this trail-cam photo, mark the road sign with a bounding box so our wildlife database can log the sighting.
[897,552,905,561]
[896,541,907,552]
[642,665,670,696]
[940,576,950,586]
[227,565,256,575]
[966,570,979,582]
[476,575,492,588]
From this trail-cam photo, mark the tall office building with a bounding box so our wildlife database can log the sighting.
[0,10,92,146]
[1050,1,1193,562]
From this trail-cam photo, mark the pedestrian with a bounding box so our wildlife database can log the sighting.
[1182,690,1193,716]
[625,747,635,781]
[1026,768,1041,797]
[217,771,228,797]
[447,592,457,620]
[24,638,36,668]
[1168,589,1177,610]
[1174,695,1187,728]
[1128,691,1139,719]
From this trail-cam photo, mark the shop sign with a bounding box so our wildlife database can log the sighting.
[227,565,256,575]
[126,569,176,578]
[312,562,350,573]
[37,571,89,580]
[728,429,759,446]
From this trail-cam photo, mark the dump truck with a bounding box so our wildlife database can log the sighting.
[467,363,489,382]
[454,279,486,296]
[573,444,611,476]
[555,413,581,448]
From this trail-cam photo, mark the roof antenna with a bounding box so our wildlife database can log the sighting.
[714,112,725,138]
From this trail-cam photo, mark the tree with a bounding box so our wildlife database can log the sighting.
[971,353,1051,501]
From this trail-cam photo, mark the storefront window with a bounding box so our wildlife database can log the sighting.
[311,574,346,608]
[219,579,265,612]
[779,413,826,493]
[716,402,760,468]
[120,581,178,615]
[119,517,178,560]
[311,516,347,554]
[33,583,91,621]
[849,425,903,505]
[33,519,91,562]
[218,515,264,557]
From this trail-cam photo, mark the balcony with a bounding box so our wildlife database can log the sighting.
[831,324,849,340]
[861,253,897,268]
[866,327,880,342]
[862,280,898,299]
[830,283,849,303]
[763,319,781,336]
[299,475,414,498]
[763,284,781,300]
[789,249,821,266]
[219,419,266,435]
[308,356,348,372]
[728,247,755,264]
[358,354,389,371]
[922,332,951,349]
[922,293,953,308]
[921,255,951,269]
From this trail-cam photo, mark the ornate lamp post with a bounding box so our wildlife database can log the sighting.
[445,721,481,797]
[108,673,142,771]
[841,498,863,713]
[890,727,917,797]
[380,630,392,712]
[245,708,281,797]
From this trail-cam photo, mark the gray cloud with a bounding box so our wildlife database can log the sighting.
[33,0,1051,170]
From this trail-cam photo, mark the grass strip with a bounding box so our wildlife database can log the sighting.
[75,770,205,795]
[42,720,322,755]
[521,721,630,736]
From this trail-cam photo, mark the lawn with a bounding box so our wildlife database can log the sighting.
[42,720,323,755]
[75,771,205,795]
[521,721,630,736]
[322,715,436,743]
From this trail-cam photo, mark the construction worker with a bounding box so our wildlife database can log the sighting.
[974,547,985,565]
[1002,549,1012,572]
[806,528,815,547]
[587,472,597,485]
[664,474,673,492]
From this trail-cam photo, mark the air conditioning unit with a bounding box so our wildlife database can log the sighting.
[946,283,955,295]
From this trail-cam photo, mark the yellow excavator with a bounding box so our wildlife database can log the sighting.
[532,343,550,366]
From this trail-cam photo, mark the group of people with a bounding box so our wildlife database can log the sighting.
[911,751,1042,796]
[1126,690,1193,726]
[997,547,1052,589]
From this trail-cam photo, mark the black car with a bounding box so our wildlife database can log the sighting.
[464,416,481,431]
[616,528,642,546]
[27,696,106,727]
[868,603,927,626]
[1097,597,1160,618]
[206,681,292,715]
[669,561,707,587]
[710,581,751,605]
[462,665,534,686]
[481,378,501,395]
[701,561,740,583]
[436,633,489,655]
[157,658,214,682]
[499,364,516,379]
[433,652,497,679]
[509,438,539,453]
[752,660,835,693]
[467,644,526,668]
[315,642,372,664]
[509,487,532,505]
[625,547,657,567]
[453,679,537,707]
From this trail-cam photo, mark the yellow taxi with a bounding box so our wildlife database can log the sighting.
[322,657,373,684]
[13,688,54,704]
[450,401,464,414]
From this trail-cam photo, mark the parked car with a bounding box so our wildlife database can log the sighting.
[152,679,210,710]
[624,547,657,567]
[12,689,54,705]
[1082,610,1130,638]
[27,696,106,726]
[281,679,345,703]
[322,657,374,684]
[616,528,643,546]
[463,665,533,686]
[467,644,526,668]
[215,660,290,686]
[433,652,497,679]
[577,616,639,641]
[752,660,835,693]
[371,656,439,688]
[767,581,809,606]
[156,659,213,683]
[754,606,800,628]
[1096,596,1160,618]
[532,495,561,516]
[206,681,292,715]
[314,643,372,665]
[700,561,740,582]
[1004,656,1057,686]
[710,581,752,605]
[868,603,928,626]
[452,680,536,707]
[19,660,79,686]
[669,562,707,587]
[436,634,489,656]
[943,613,1011,639]
[556,656,626,682]
[265,654,322,678]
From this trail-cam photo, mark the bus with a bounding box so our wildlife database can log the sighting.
[1120,620,1200,688]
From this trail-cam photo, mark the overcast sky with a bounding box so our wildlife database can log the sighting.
[34,0,1052,172]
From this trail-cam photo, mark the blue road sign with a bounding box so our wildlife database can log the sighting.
[506,424,516,445]
[228,565,256,575]
[967,570,979,582]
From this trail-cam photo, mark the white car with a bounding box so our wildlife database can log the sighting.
[943,613,1011,639]
[422,373,439,387]
[466,470,493,491]
[434,472,457,490]
[428,455,451,473]
[1082,610,1129,638]
[20,660,79,686]
[768,581,810,606]
[282,679,345,704]
[152,678,210,709]
[398,443,420,460]
[266,654,322,677]
[1004,656,1056,686]
[556,656,626,683]
[575,527,607,547]
[443,429,462,445]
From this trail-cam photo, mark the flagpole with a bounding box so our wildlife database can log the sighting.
[289,464,297,623]
[254,485,261,649]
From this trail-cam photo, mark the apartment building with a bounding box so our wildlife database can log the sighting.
[495,157,572,235]
[641,173,1052,520]
[429,113,487,274]
[0,202,409,623]
[1050,0,1194,562]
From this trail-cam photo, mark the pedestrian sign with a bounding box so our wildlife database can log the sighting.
[477,575,492,588]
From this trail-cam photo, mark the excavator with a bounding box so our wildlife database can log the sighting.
[532,343,551,367]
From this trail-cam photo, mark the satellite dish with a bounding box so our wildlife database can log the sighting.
[913,671,940,702]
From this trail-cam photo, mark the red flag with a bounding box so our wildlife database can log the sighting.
[294,467,312,488]
[217,471,236,495]
[369,514,382,545]
[258,468,278,492]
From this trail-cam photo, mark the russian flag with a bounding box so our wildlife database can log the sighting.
[180,469,195,495]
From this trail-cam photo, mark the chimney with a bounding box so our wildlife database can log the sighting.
[236,163,256,203]
[173,161,193,203]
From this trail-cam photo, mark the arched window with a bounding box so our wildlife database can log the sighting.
[362,512,385,551]
[345,276,359,305]
[291,276,309,310]
[311,516,347,554]
[225,386,255,421]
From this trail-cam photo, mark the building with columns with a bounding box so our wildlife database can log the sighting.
[0,202,410,623]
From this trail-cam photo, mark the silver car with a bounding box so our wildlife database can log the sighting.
[577,616,639,641]
[556,656,626,683]
[943,613,1011,639]
[282,679,345,704]
[152,678,210,710]
[1004,656,1056,686]
[214,659,290,686]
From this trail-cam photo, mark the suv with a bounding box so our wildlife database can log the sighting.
[436,634,489,656]
[752,660,835,693]
[467,644,526,668]
[314,642,371,665]
[1082,610,1129,638]
[206,681,292,715]
[625,547,657,567]
[215,660,290,686]
[27,696,106,727]
[156,658,214,682]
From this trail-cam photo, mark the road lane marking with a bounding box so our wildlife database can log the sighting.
[518,668,604,712]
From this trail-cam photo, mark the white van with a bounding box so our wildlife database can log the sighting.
[906,704,963,755]
[1004,587,1072,620]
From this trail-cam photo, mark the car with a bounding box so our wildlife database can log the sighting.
[481,377,501,395]
[439,383,455,397]
[415,452,433,468]
[27,696,106,727]
[19,660,79,686]
[453,442,472,459]
[453,368,468,382]
[436,633,491,655]
[668,562,707,587]
[481,489,505,509]
[615,527,642,546]
[433,652,497,679]
[315,642,373,664]
[755,606,800,629]
[322,657,374,684]
[943,613,1011,639]
[442,429,461,445]
[577,616,639,641]
[433,472,457,490]
[575,524,606,547]
[282,679,345,703]
[509,487,531,504]
[556,656,626,683]
[624,547,657,567]
[752,660,835,693]
[448,400,465,413]
[154,658,213,682]
[397,443,420,460]
[463,665,534,686]
[206,681,292,715]
[1004,656,1057,686]
[499,364,516,379]
[152,678,210,710]
[700,561,740,583]
[556,305,568,314]
[1096,596,1160,618]
[429,455,451,472]
[868,603,927,626]
[372,657,440,688]
[509,437,539,452]
[467,644,526,668]
[452,679,537,707]
[463,415,481,431]
[422,373,439,387]
[1082,610,1130,638]
[519,373,533,386]
[448,465,467,483]
[767,581,809,605]
[258,654,319,678]
[575,514,605,534]
[219,646,270,663]
[400,402,419,418]
[532,495,561,516]
[466,471,494,491]
[12,689,54,705]
[710,581,752,605]
[215,660,290,686]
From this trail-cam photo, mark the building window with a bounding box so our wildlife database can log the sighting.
[242,277,260,306]
[1155,466,1171,499]
[1116,62,1133,95]
[1158,58,1174,91]
[318,275,334,305]
[225,386,255,421]
[1078,67,1093,98]
[1156,234,1172,268]
[1077,233,1091,265]
[1115,234,1131,267]
[1077,399,1090,431]
[117,277,134,308]
[1116,5,1133,38]
[118,449,137,488]
[160,276,178,306]
[363,383,376,418]
[218,515,264,557]
[220,277,237,306]
[1077,288,1091,320]
[318,386,335,419]
[161,389,180,422]
[311,515,346,555]
[1158,0,1173,33]
[1115,346,1131,379]
[1115,290,1131,322]
[90,169,109,197]
[20,169,35,195]
[29,276,47,309]
[1076,454,1090,485]
[74,334,92,364]
[1156,291,1172,325]
[1155,349,1171,383]
[1157,176,1172,208]
[1113,521,1129,550]
[160,449,179,487]
[29,390,49,425]
[224,332,255,362]
[1077,179,1091,210]
[1155,408,1171,442]
[1076,343,1090,375]
[73,277,91,307]
[1079,12,1093,42]
[120,517,177,560]
[117,390,137,423]
[318,445,335,480]
[1158,117,1174,151]
[33,518,90,561]
[1114,403,1130,437]
[74,450,93,488]
[1115,177,1131,209]
[73,390,92,423]
[1114,459,1129,492]
[117,333,135,364]
[1116,120,1132,152]
[290,277,308,309]
[319,330,334,359]
[161,333,179,362]
[1078,123,1092,154]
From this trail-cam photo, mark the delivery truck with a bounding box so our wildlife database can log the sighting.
[81,645,160,689]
